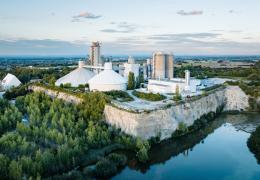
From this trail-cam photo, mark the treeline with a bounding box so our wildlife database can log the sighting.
[175,62,260,80]
[0,92,151,179]
[248,126,260,164]
[0,66,72,84]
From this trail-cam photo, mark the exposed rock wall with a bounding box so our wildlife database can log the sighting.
[104,86,249,140]
[29,85,82,104]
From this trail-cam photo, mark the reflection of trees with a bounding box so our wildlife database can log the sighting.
[127,117,225,173]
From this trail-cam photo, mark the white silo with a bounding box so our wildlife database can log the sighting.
[123,56,140,79]
[184,70,191,91]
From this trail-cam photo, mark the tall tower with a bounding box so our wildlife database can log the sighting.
[152,52,174,79]
[90,42,103,66]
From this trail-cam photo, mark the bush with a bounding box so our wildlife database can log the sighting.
[132,90,166,101]
[248,126,260,164]
[105,90,134,102]
[136,138,150,163]
[95,158,117,177]
[107,153,127,167]
[3,85,29,100]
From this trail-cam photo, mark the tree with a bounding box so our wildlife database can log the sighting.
[136,138,150,162]
[173,85,182,101]
[8,160,22,180]
[127,72,135,90]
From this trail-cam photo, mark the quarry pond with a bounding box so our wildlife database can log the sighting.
[113,113,260,180]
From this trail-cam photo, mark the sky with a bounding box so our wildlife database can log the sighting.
[0,0,260,56]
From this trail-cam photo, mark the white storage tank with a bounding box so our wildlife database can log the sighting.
[88,62,127,91]
[55,61,95,87]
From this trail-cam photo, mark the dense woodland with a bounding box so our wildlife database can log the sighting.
[0,92,150,179]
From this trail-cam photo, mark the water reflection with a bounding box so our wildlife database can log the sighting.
[114,113,260,180]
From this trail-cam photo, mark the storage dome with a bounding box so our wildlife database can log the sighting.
[55,67,95,87]
[88,62,127,91]
[1,73,21,90]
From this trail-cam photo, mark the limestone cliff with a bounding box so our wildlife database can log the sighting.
[29,85,82,104]
[104,86,249,140]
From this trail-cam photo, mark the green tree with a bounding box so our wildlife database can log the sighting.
[127,72,135,90]
[9,160,22,180]
[136,138,150,162]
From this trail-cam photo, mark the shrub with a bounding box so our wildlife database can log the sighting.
[105,90,134,102]
[248,126,260,164]
[3,85,29,100]
[132,90,166,101]
[107,153,127,167]
[95,158,117,177]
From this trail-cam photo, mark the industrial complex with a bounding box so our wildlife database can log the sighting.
[53,42,221,98]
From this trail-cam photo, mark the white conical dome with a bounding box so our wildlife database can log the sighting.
[1,73,21,90]
[55,67,95,87]
[88,62,127,91]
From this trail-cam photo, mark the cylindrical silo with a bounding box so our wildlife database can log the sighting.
[165,54,174,79]
[152,52,166,79]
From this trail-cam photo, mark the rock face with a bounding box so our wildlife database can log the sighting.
[29,86,82,104]
[224,86,249,111]
[104,86,249,140]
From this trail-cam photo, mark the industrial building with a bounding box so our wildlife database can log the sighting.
[88,62,127,91]
[152,52,174,79]
[148,70,201,95]
[90,41,103,66]
[55,61,95,87]
[123,56,140,79]
[1,73,21,90]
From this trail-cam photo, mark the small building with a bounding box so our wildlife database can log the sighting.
[1,73,21,90]
[55,61,95,87]
[147,70,200,95]
[88,62,127,91]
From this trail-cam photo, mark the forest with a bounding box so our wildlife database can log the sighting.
[0,92,150,179]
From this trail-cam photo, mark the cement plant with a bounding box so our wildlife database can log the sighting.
[1,0,260,179]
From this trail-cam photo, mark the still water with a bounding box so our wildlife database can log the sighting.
[114,114,260,180]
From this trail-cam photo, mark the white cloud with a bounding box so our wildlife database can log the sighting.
[177,10,203,16]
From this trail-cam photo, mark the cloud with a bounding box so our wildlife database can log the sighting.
[1,33,260,56]
[72,12,101,22]
[101,22,137,33]
[0,39,87,55]
[177,10,203,16]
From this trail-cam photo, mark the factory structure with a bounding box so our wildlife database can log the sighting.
[55,42,203,96]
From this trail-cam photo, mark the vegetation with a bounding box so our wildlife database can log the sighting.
[132,90,166,101]
[248,126,260,164]
[175,62,260,80]
[0,91,151,179]
[0,66,73,85]
[127,72,136,90]
[0,98,22,136]
[94,153,127,177]
[203,84,223,92]
[104,90,134,102]
[3,85,30,100]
